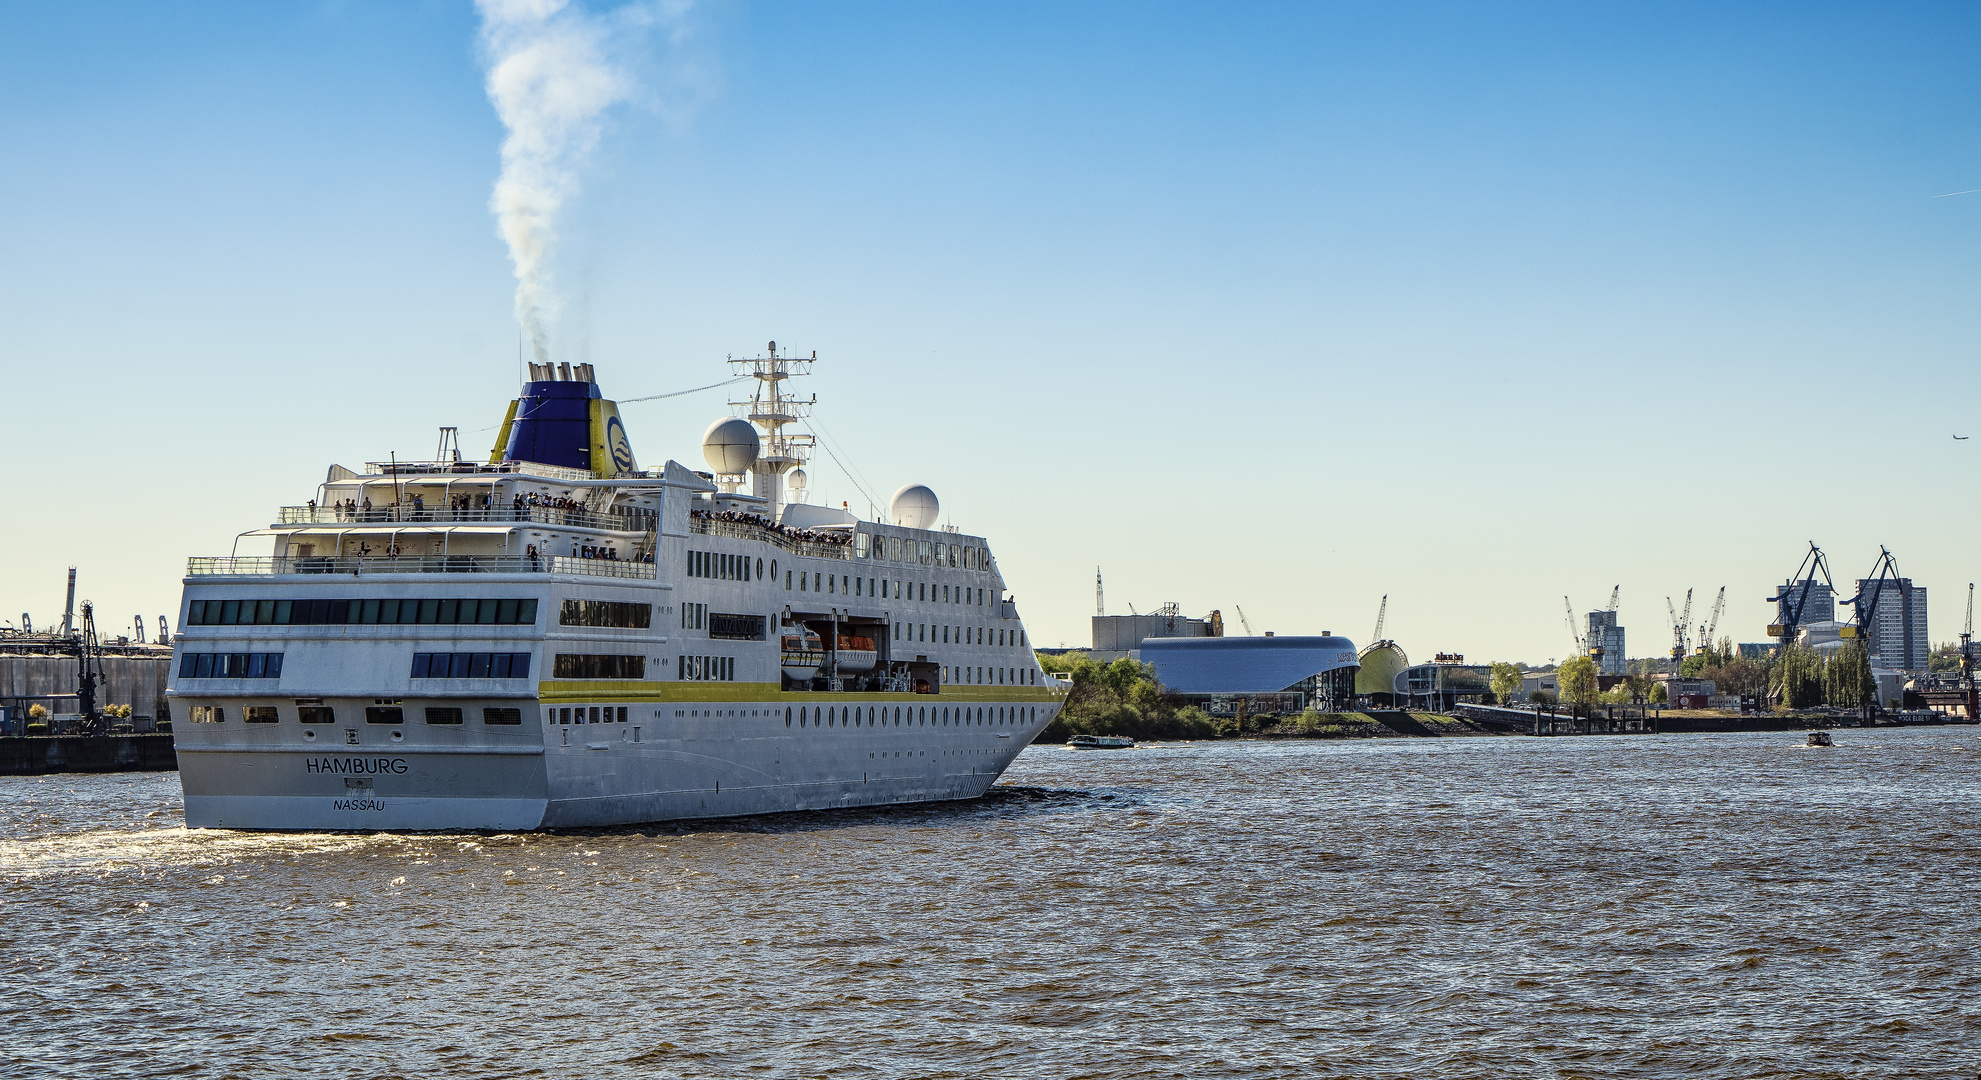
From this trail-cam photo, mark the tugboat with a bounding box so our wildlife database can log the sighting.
[1807,731,1833,747]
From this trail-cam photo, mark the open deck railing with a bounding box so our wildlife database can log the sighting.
[690,516,851,560]
[187,555,656,579]
[362,459,599,482]
[277,505,652,531]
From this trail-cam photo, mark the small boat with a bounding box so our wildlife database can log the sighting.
[1807,731,1833,747]
[1069,735,1135,750]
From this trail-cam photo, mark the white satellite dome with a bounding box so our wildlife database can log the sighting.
[700,417,760,474]
[890,484,939,529]
[788,468,808,491]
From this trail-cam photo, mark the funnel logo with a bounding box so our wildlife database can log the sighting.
[606,415,635,474]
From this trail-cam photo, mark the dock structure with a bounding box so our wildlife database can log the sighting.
[0,734,178,775]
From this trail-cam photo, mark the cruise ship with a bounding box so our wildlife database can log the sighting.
[167,346,1062,829]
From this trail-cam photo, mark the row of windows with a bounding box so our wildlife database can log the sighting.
[554,705,628,725]
[709,613,768,641]
[680,655,734,681]
[187,704,522,725]
[853,534,990,573]
[947,665,1035,686]
[893,622,1027,649]
[681,603,707,630]
[187,597,539,627]
[552,653,647,680]
[559,599,651,629]
[787,573,992,612]
[178,652,285,679]
[410,652,534,679]
[689,550,761,581]
[785,703,1039,728]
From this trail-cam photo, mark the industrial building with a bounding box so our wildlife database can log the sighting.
[1090,604,1223,661]
[1140,635,1359,713]
[1586,610,1625,675]
[1854,577,1928,671]
[1392,658,1493,710]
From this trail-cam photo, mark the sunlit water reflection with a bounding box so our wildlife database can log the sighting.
[4,729,1978,1078]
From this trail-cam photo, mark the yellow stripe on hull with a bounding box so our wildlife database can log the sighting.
[537,680,1064,705]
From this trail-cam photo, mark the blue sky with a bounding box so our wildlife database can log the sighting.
[4,2,1979,662]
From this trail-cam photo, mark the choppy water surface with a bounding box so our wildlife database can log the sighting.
[5,730,1980,1079]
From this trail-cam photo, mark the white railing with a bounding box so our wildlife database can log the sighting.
[690,516,851,560]
[277,505,653,531]
[187,555,655,579]
[362,459,599,482]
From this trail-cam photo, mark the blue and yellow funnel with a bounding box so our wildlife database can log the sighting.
[488,361,639,478]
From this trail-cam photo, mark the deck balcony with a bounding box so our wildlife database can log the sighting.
[186,554,656,579]
[276,505,653,532]
[689,515,851,560]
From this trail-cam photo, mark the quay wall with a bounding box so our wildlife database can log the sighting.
[0,652,172,719]
[0,734,178,775]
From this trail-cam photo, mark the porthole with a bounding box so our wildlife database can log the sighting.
[757,557,764,578]
[785,706,792,728]
[800,707,808,728]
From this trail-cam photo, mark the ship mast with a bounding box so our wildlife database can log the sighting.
[729,341,815,521]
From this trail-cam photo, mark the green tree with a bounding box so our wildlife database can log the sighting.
[1489,662,1523,705]
[1775,646,1822,709]
[1929,642,1963,674]
[1823,642,1873,710]
[1557,655,1598,713]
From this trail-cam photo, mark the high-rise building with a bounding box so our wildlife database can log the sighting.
[1852,578,1927,671]
[1776,579,1834,628]
[1586,610,1625,675]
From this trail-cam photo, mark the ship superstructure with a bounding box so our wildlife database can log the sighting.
[167,351,1062,829]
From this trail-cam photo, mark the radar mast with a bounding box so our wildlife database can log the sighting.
[729,341,816,521]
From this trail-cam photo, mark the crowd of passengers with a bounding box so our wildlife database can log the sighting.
[690,507,852,546]
[311,491,602,524]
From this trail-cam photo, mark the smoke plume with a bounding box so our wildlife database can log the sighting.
[477,0,633,364]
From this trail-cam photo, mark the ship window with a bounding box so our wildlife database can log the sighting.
[417,598,440,624]
[786,570,793,589]
[828,575,834,594]
[893,623,899,640]
[436,598,458,624]
[298,706,334,724]
[919,583,927,601]
[618,706,628,722]
[244,706,278,724]
[855,533,869,558]
[757,558,764,579]
[193,653,215,678]
[357,599,379,624]
[425,707,464,725]
[785,707,792,728]
[770,559,778,580]
[800,707,808,727]
[365,706,404,725]
[484,707,522,725]
[558,708,570,724]
[553,654,646,679]
[188,706,223,723]
[855,577,862,596]
[815,573,821,592]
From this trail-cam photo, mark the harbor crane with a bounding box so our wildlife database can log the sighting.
[66,601,106,736]
[1095,567,1104,618]
[1696,587,1726,657]
[1564,597,1586,653]
[1605,586,1620,613]
[1838,546,1907,657]
[1767,541,1836,649]
[1235,605,1255,636]
[1371,595,1388,644]
[1667,589,1693,664]
[1961,583,1975,686]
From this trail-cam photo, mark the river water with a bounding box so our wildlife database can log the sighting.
[3,729,1978,1079]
